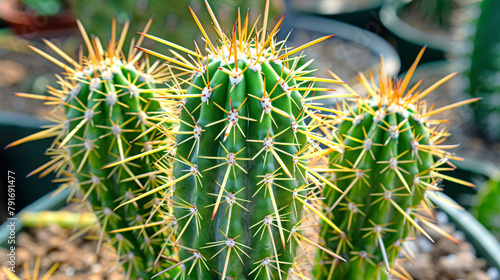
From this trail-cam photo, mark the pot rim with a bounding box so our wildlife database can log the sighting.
[0,0,74,25]
[380,0,464,53]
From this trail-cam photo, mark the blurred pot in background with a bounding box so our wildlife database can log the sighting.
[289,0,384,28]
[280,12,400,106]
[380,0,472,71]
[0,0,76,39]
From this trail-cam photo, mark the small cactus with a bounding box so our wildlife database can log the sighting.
[316,49,479,279]
[114,1,352,279]
[7,19,176,279]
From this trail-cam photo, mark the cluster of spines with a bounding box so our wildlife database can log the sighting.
[316,49,479,279]
[7,19,180,279]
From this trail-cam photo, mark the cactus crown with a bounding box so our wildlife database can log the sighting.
[317,49,479,279]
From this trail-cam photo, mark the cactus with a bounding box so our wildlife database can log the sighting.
[466,0,500,141]
[111,2,353,279]
[316,49,479,279]
[7,19,175,279]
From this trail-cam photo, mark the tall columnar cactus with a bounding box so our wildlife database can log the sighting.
[114,2,351,279]
[466,0,500,141]
[316,49,479,279]
[7,20,176,279]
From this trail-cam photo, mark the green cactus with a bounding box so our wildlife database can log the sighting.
[7,19,176,279]
[113,2,351,279]
[316,49,479,279]
[466,0,500,141]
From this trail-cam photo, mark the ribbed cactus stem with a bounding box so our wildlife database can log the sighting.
[317,49,478,279]
[170,56,310,279]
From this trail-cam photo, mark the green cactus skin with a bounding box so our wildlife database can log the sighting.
[8,20,175,279]
[467,0,500,141]
[171,58,308,280]
[316,51,478,280]
[126,3,347,279]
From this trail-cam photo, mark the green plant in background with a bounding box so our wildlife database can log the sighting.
[474,176,500,241]
[316,49,479,279]
[109,1,355,279]
[465,0,500,142]
[7,19,177,279]
[23,0,63,17]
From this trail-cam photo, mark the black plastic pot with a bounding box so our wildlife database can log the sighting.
[0,110,58,221]
[380,0,464,72]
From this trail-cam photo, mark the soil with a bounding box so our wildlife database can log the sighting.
[0,225,123,280]
[0,203,122,280]
[1,208,495,280]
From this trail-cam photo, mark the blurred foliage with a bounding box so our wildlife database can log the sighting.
[23,0,63,17]
[465,0,500,142]
[473,177,500,241]
[73,0,283,55]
